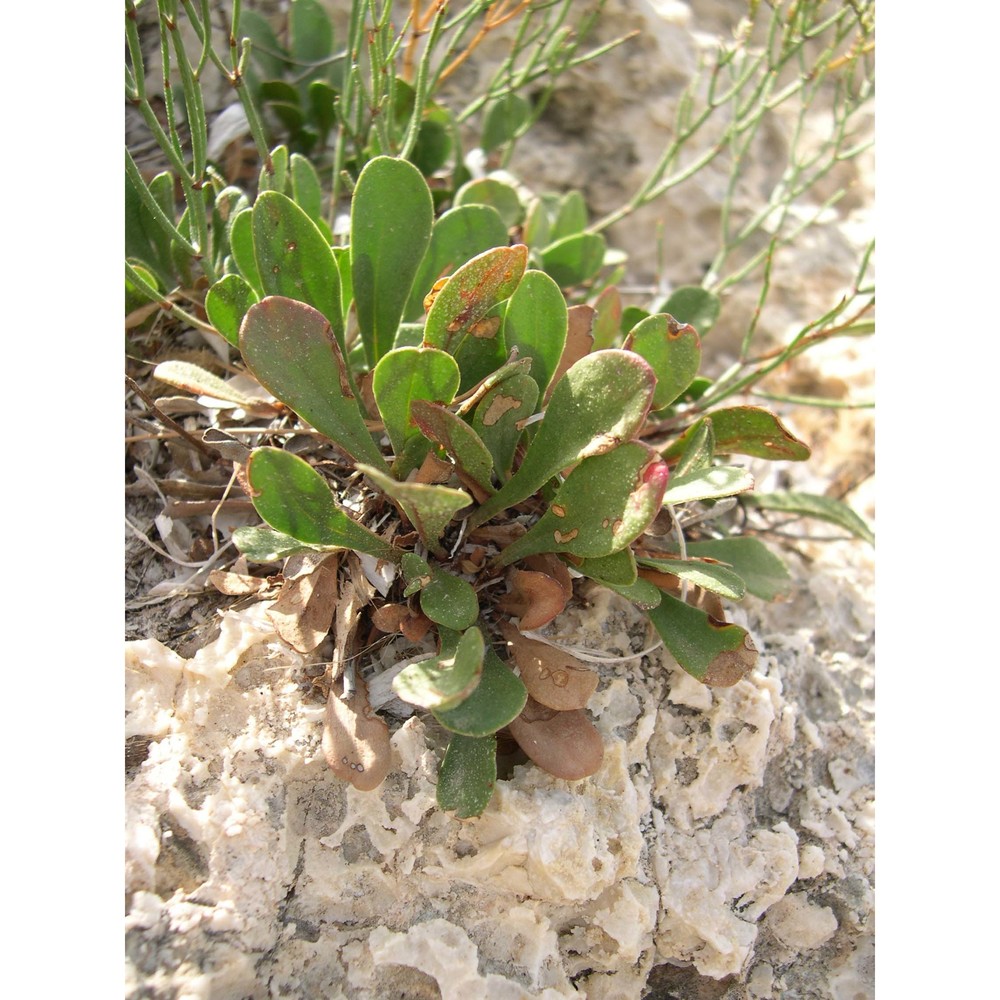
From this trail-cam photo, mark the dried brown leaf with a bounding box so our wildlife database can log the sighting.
[499,622,598,711]
[322,674,392,791]
[267,553,340,653]
[544,304,595,403]
[507,696,604,780]
[497,568,567,631]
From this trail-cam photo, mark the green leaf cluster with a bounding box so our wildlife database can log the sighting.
[128,0,874,821]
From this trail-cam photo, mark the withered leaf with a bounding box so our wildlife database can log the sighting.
[497,568,568,632]
[544,304,595,403]
[507,696,604,780]
[500,622,598,711]
[322,674,392,791]
[267,554,340,653]
[702,629,758,687]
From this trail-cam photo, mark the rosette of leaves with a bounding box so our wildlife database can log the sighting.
[159,155,824,818]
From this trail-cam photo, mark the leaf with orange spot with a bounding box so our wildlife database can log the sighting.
[494,442,669,567]
[469,350,657,528]
[623,313,701,408]
[645,590,758,687]
[662,406,810,462]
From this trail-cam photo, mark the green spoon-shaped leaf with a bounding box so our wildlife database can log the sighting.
[501,269,567,397]
[422,245,524,345]
[206,274,258,348]
[229,209,262,294]
[252,190,344,353]
[371,347,460,461]
[469,350,657,528]
[351,156,434,366]
[453,177,524,228]
[685,537,792,601]
[409,401,496,497]
[662,465,754,506]
[437,733,497,818]
[393,626,485,711]
[246,447,399,562]
[539,231,606,287]
[405,204,510,320]
[646,590,758,687]
[636,556,746,601]
[624,313,701,409]
[433,644,528,737]
[494,442,669,567]
[358,463,471,557]
[400,553,481,632]
[240,296,389,471]
[471,371,539,480]
[662,406,811,462]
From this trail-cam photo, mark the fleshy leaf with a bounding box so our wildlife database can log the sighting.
[545,305,596,402]
[599,576,662,610]
[592,285,623,350]
[636,556,746,601]
[540,232,606,287]
[393,626,485,711]
[494,443,669,566]
[577,548,638,586]
[500,624,598,712]
[685,537,792,601]
[240,296,389,471]
[351,156,434,366]
[662,465,754,505]
[673,417,716,477]
[409,401,496,498]
[624,313,701,409]
[289,152,324,226]
[549,190,588,242]
[206,274,259,347]
[453,177,524,228]
[481,93,531,152]
[661,285,721,335]
[423,244,528,391]
[470,350,657,528]
[405,204,509,320]
[662,406,810,462]
[437,733,497,818]
[419,568,480,632]
[246,447,399,562]
[471,371,539,480]
[371,347,460,464]
[432,644,528,737]
[741,491,874,545]
[252,190,344,352]
[501,269,567,397]
[232,525,318,563]
[357,462,471,557]
[646,590,758,686]
[229,209,262,294]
